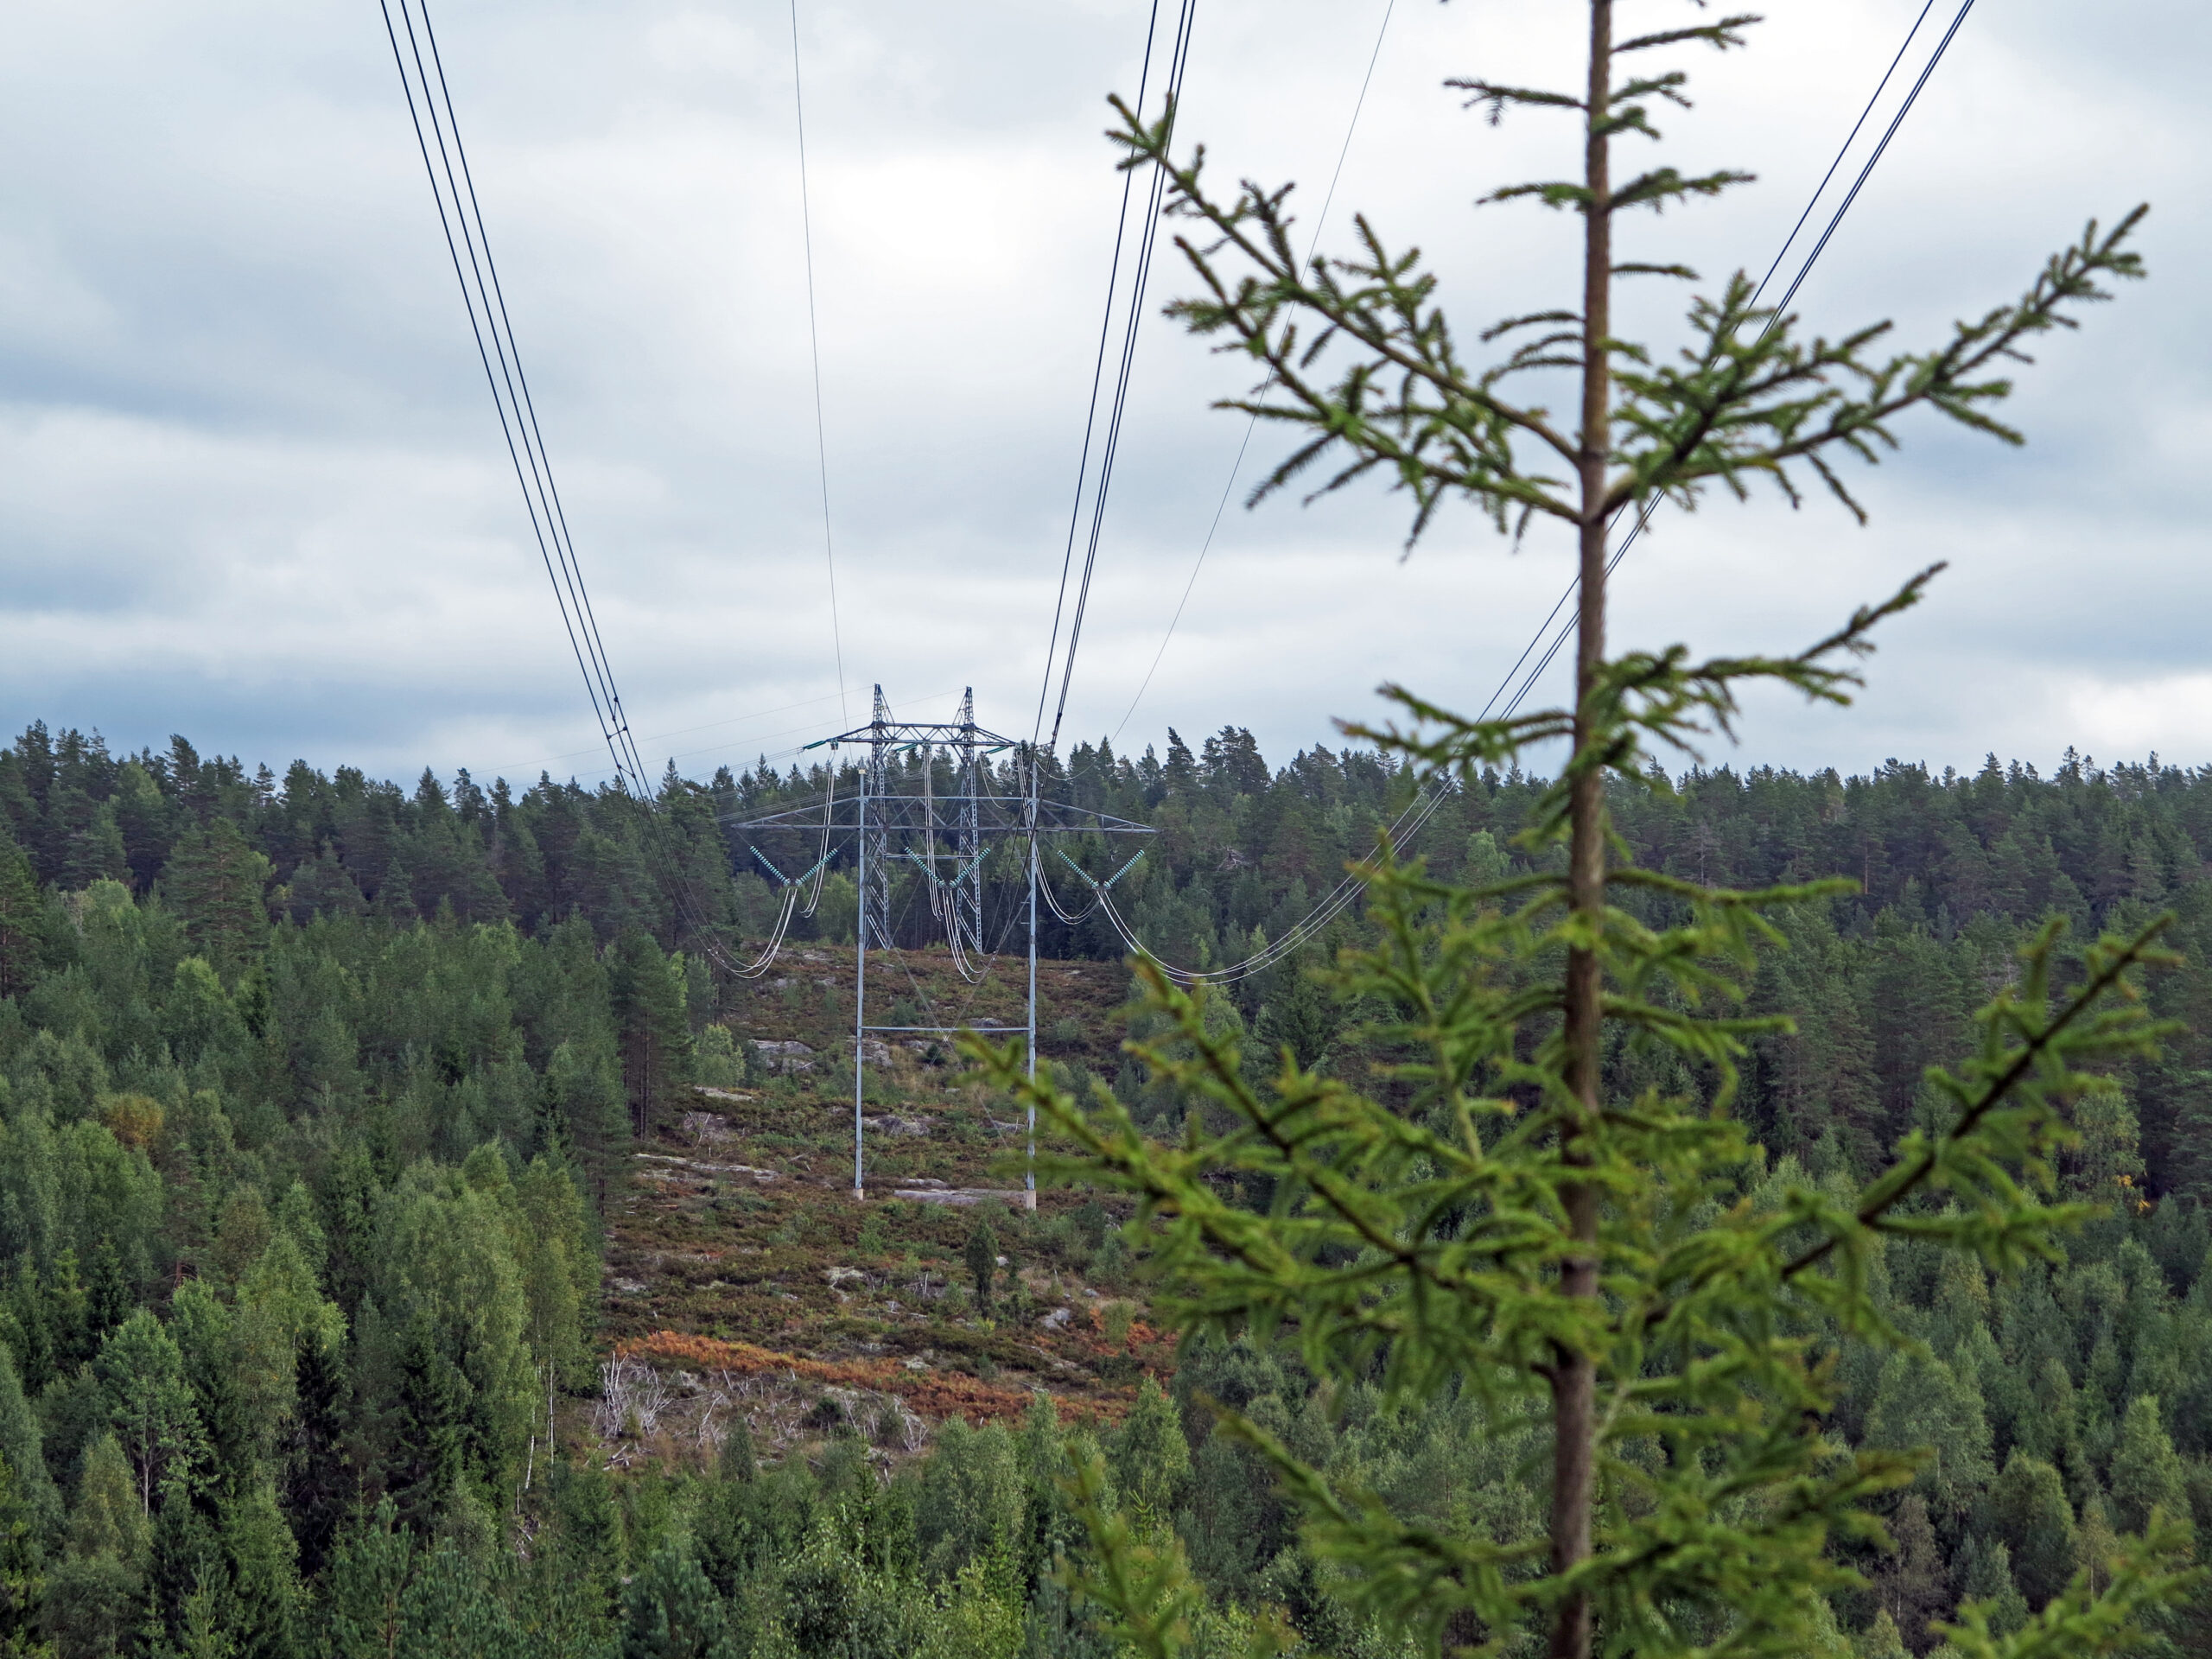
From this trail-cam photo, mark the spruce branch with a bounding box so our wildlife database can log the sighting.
[1447,79,1584,124]
[1611,209,2148,517]
[1015,15,2159,1655]
[1616,17,1762,56]
[1111,76,2144,551]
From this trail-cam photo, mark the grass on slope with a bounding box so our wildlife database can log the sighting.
[587,947,1168,1471]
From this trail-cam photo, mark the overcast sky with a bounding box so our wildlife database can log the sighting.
[1,0,2202,790]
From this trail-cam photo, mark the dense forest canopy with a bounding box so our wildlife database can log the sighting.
[0,717,2209,1655]
[10,719,2210,1193]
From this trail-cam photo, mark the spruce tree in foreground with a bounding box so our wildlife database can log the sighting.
[982,3,2188,1656]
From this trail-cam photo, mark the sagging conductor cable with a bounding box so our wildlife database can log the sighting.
[1033,0,1200,759]
[1483,0,1971,729]
[1112,0,1399,746]
[1089,0,1982,985]
[381,0,641,797]
[382,0,815,979]
[791,0,850,728]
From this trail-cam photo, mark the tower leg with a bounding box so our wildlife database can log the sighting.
[957,689,982,959]
[854,744,868,1201]
[1026,763,1039,1212]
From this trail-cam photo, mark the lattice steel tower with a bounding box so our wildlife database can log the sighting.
[728,688,1152,1203]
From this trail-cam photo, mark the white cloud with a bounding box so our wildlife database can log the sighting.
[0,0,2199,785]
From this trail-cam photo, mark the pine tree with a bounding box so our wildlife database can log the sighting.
[396,1542,524,1658]
[320,1500,415,1659]
[983,3,2186,1655]
[620,1543,736,1659]
[1986,1451,2080,1609]
[1956,1534,2031,1639]
[2108,1394,2187,1536]
[1161,734,1198,798]
[607,930,691,1141]
[157,819,270,988]
[965,1217,1000,1319]
[0,828,40,1003]
[1871,1494,1947,1651]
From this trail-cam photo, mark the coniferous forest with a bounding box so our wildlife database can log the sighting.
[2,718,2212,1655]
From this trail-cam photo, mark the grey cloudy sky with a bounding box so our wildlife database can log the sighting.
[1,1,2202,789]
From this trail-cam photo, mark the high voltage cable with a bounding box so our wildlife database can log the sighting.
[379,0,797,979]
[385,5,1145,992]
[379,0,649,802]
[1046,0,1196,752]
[1111,0,1398,746]
[1485,0,1977,731]
[1032,0,1169,752]
[499,681,876,777]
[1748,0,1939,315]
[1089,0,1983,986]
[790,0,849,728]
[382,1,1971,993]
[1033,0,1199,754]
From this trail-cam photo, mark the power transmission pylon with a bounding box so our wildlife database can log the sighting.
[728,688,1151,1205]
[861,685,893,956]
[955,689,983,963]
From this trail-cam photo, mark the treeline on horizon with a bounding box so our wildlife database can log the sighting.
[8,718,2212,1197]
[4,718,2212,1654]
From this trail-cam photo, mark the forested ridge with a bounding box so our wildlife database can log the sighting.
[0,717,2210,1655]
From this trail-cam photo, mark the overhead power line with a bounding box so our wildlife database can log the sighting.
[495,682,876,778]
[1033,0,1200,755]
[378,0,651,801]
[791,0,849,728]
[1749,0,1940,313]
[382,0,1981,995]
[1089,0,1985,986]
[1112,0,1399,745]
[1484,0,1976,729]
[379,0,810,979]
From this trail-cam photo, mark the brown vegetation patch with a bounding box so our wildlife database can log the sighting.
[615,1329,1130,1425]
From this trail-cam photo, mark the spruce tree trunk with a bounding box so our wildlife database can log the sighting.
[1553,4,1611,1656]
